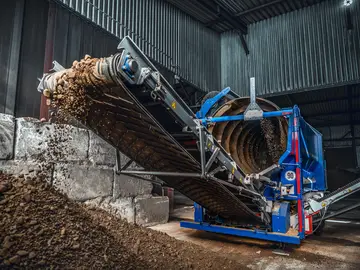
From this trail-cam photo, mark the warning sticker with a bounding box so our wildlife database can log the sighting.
[230,161,237,175]
[171,101,176,109]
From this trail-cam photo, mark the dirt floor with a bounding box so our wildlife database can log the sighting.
[151,207,360,270]
[0,173,252,269]
[2,173,360,269]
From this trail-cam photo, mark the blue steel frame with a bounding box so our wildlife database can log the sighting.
[181,105,309,244]
[196,87,231,118]
[180,221,301,244]
[277,106,305,240]
[198,109,293,125]
[182,203,301,244]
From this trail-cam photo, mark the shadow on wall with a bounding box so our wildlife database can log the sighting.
[325,147,359,198]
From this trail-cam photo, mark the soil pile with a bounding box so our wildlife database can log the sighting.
[0,173,247,269]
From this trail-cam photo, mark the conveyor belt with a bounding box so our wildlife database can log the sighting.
[38,54,265,226]
[316,178,360,202]
[84,78,263,225]
[38,39,269,226]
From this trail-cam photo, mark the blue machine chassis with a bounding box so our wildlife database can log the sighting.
[180,221,300,244]
[181,90,326,244]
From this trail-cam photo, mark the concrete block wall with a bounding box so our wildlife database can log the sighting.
[0,114,169,226]
[0,114,14,160]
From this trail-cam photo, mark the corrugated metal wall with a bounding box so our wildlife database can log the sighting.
[0,0,118,118]
[0,0,25,115]
[0,0,220,118]
[55,0,221,92]
[221,0,360,96]
[0,0,48,117]
[52,4,119,69]
[51,3,181,86]
[16,0,49,117]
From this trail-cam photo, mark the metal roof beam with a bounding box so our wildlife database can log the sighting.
[303,109,360,118]
[294,96,349,106]
[205,18,223,27]
[309,121,360,128]
[236,30,249,55]
[234,0,284,16]
[198,0,248,34]
[273,89,360,107]
[323,137,360,142]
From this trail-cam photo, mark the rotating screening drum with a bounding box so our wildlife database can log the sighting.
[208,98,288,174]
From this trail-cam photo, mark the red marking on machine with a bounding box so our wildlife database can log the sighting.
[305,215,313,235]
[294,117,303,233]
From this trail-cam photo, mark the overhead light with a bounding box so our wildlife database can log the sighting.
[344,0,353,6]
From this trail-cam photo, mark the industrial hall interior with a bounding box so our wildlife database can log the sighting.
[1,0,360,269]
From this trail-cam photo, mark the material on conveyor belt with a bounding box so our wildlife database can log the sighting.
[39,55,265,226]
[316,178,360,202]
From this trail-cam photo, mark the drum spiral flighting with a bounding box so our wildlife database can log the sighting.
[208,98,288,174]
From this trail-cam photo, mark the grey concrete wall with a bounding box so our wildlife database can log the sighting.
[0,114,169,226]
